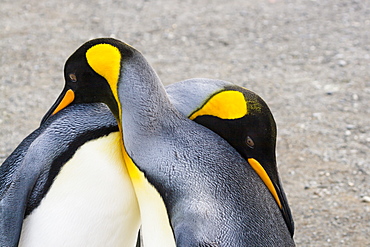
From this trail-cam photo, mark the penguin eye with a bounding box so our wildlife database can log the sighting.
[69,73,77,82]
[246,136,254,149]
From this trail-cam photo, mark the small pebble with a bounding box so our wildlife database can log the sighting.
[324,84,339,95]
[312,112,322,120]
[338,60,347,66]
[346,124,356,130]
[361,196,370,203]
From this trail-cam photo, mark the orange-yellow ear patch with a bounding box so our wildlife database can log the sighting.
[189,90,247,120]
[86,43,121,101]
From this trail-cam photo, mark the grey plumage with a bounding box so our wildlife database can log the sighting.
[167,78,233,116]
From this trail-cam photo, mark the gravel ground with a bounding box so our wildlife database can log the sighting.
[1,0,369,246]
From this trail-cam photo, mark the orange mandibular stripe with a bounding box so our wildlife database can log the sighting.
[52,89,75,115]
[248,158,282,209]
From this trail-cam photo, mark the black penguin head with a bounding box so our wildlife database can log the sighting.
[189,86,278,176]
[187,85,296,236]
[41,38,137,124]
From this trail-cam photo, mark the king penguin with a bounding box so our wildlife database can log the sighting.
[40,38,295,246]
[0,103,140,247]
[166,78,294,236]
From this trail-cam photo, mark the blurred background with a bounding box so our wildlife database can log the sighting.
[1,0,369,245]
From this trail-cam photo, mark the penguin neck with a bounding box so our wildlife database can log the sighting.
[118,53,179,136]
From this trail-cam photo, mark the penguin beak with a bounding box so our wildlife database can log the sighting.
[41,88,75,125]
[247,158,295,236]
[247,158,282,209]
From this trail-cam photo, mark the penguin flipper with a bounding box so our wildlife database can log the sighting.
[0,127,45,246]
[0,166,39,247]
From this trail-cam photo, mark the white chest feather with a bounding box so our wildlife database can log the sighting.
[19,132,140,247]
[132,175,176,247]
